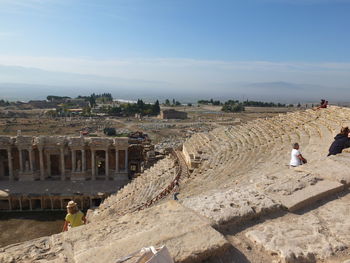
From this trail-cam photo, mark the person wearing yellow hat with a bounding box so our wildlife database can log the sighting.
[62,200,86,231]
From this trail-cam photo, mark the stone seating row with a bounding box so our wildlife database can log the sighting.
[95,156,177,217]
[180,108,348,198]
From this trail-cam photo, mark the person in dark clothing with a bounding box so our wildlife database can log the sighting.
[320,100,328,108]
[328,127,350,156]
[316,99,328,109]
[173,180,180,201]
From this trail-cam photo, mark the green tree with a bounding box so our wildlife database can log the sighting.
[89,95,96,108]
[221,100,245,113]
[153,100,161,115]
[82,106,91,116]
[104,128,117,136]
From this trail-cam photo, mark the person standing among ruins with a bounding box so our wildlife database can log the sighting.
[328,127,350,156]
[290,143,307,167]
[173,180,180,201]
[62,201,86,231]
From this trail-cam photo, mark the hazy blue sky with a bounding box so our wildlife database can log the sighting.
[0,0,349,101]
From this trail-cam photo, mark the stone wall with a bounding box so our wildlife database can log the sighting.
[0,133,129,182]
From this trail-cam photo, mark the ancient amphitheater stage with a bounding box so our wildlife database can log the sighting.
[1,106,350,263]
[0,135,130,211]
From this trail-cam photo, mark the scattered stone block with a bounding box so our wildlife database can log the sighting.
[245,193,350,263]
[255,169,344,212]
[296,154,350,186]
[181,188,280,227]
[278,180,344,212]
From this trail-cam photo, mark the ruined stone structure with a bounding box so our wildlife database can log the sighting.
[2,106,350,263]
[160,109,187,119]
[0,132,130,211]
[0,132,129,182]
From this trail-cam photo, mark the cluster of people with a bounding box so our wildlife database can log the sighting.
[316,99,328,109]
[290,126,350,167]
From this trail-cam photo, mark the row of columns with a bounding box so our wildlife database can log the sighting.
[3,196,104,211]
[18,148,34,173]
[90,148,128,180]
[3,147,128,181]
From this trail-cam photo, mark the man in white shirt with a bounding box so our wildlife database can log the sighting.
[290,143,307,167]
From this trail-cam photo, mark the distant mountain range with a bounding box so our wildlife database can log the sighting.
[0,65,348,103]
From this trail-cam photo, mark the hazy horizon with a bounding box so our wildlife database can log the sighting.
[0,0,349,102]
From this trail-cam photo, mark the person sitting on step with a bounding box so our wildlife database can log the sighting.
[290,143,307,167]
[316,99,328,109]
[62,201,86,231]
[328,127,350,156]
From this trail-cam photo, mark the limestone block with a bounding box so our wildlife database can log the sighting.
[255,169,344,212]
[0,201,229,263]
[246,214,343,263]
[181,188,280,227]
[245,193,350,263]
[296,154,350,185]
[278,180,344,212]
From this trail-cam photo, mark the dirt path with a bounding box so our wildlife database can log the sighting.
[0,211,65,247]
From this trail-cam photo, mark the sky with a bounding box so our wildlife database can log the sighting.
[0,0,350,102]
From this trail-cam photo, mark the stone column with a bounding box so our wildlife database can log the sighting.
[105,149,109,180]
[8,198,12,211]
[124,149,128,172]
[82,149,86,172]
[28,149,34,172]
[115,149,119,173]
[39,148,45,180]
[7,148,13,181]
[91,149,96,180]
[71,149,76,173]
[19,148,23,173]
[29,198,32,211]
[60,147,65,181]
[46,153,51,177]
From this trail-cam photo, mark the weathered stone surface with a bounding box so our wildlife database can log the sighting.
[181,188,280,227]
[255,169,344,212]
[245,193,350,263]
[0,201,229,263]
[278,180,344,212]
[0,180,123,195]
[296,153,350,185]
[255,169,322,197]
